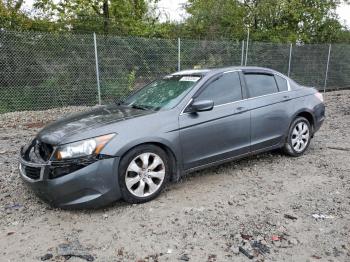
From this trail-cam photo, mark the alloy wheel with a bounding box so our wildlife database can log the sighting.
[291,121,310,152]
[125,152,165,197]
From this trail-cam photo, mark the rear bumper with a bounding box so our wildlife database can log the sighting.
[19,156,121,209]
[313,103,325,133]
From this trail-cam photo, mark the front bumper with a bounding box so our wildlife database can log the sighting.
[19,155,121,209]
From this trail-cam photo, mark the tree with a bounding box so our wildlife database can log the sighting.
[184,0,350,43]
[32,0,159,36]
[0,0,349,43]
[0,0,31,30]
[183,0,246,39]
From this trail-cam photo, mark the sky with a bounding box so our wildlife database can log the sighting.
[337,2,350,26]
[156,0,189,22]
[23,0,350,27]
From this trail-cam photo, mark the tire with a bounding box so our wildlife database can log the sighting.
[283,117,312,157]
[118,144,170,204]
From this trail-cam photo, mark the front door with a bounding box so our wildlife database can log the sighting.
[179,71,251,170]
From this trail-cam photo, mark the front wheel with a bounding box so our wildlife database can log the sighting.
[118,144,170,204]
[283,117,311,157]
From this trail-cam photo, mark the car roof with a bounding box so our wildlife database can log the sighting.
[172,66,284,77]
[171,69,212,76]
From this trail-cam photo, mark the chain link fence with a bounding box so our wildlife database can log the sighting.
[0,30,349,113]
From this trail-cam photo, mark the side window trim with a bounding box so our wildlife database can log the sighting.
[273,75,281,92]
[225,70,245,101]
[243,72,276,98]
[180,72,292,115]
[193,73,224,99]
[181,70,244,114]
[194,70,243,105]
[244,72,290,98]
[274,72,291,91]
[193,70,242,98]
[181,74,222,114]
[200,72,242,106]
[238,71,249,99]
[242,68,291,92]
[181,74,223,114]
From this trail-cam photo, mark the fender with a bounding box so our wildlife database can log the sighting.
[103,136,184,181]
[114,136,179,157]
[290,108,316,133]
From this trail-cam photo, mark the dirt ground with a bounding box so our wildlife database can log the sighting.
[0,90,349,262]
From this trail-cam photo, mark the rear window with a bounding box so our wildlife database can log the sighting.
[275,75,289,91]
[244,74,278,97]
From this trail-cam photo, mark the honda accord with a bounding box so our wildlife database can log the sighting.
[19,67,325,208]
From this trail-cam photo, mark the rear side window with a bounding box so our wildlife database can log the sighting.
[197,72,242,105]
[275,75,289,91]
[244,74,278,98]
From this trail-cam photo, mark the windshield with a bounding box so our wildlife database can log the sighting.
[122,75,201,110]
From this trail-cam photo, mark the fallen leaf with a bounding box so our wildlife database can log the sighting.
[271,235,280,241]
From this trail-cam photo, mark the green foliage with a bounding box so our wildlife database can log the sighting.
[31,0,157,36]
[0,0,349,43]
[0,78,98,113]
[100,70,136,102]
[127,70,136,92]
[0,31,98,112]
[183,0,246,40]
[184,0,350,43]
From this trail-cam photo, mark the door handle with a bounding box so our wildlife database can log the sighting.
[235,106,245,113]
[283,95,291,101]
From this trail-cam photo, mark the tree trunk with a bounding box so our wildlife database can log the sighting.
[103,0,109,34]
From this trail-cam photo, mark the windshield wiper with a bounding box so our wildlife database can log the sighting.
[131,104,152,111]
[115,100,126,106]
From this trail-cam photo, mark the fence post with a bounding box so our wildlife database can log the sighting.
[245,28,250,66]
[178,38,181,71]
[241,40,245,66]
[288,43,292,77]
[93,32,101,105]
[324,44,332,93]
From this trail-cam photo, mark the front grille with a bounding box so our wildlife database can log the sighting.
[24,166,41,180]
[49,156,98,179]
[21,140,101,180]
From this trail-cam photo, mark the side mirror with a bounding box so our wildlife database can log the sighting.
[188,99,214,113]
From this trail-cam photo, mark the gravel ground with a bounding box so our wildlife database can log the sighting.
[0,90,349,262]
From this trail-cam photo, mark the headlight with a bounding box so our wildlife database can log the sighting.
[55,134,115,160]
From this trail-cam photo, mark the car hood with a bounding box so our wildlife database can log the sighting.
[37,105,153,145]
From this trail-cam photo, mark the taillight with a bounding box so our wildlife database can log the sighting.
[314,92,324,102]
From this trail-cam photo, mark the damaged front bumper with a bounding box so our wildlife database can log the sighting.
[19,141,121,209]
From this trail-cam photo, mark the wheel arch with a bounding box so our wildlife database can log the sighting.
[284,109,315,144]
[283,110,314,156]
[118,141,180,182]
[294,110,315,134]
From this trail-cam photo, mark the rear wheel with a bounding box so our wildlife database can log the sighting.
[283,117,311,157]
[119,144,170,203]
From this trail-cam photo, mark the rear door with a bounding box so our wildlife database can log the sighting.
[242,71,292,151]
[179,71,251,170]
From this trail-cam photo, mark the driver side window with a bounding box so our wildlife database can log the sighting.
[196,72,243,106]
